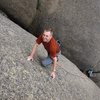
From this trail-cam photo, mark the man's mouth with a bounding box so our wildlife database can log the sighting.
[43,38,47,41]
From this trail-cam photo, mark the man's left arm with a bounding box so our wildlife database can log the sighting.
[51,56,57,79]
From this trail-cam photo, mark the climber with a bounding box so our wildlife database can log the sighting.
[27,27,61,79]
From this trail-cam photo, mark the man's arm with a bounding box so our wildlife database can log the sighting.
[27,42,39,61]
[51,57,57,79]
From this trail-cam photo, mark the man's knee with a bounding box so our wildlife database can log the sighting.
[41,60,47,67]
[41,57,52,67]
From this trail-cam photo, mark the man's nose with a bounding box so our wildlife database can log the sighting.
[44,36,47,38]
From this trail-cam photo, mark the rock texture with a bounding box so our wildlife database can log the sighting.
[91,65,100,87]
[28,1,100,88]
[0,0,37,28]
[29,0,100,70]
[0,0,100,74]
[0,12,100,100]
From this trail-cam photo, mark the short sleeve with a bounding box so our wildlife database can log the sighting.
[49,46,57,59]
[36,34,43,44]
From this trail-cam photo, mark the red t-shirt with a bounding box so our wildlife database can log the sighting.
[36,34,60,58]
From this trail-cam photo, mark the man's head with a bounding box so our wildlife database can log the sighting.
[42,28,53,43]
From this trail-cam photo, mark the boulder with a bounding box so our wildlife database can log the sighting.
[0,0,37,28]
[1,0,100,77]
[0,9,8,18]
[0,12,100,100]
[29,0,100,71]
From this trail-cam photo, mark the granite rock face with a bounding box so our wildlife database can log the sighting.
[0,0,100,72]
[28,1,100,86]
[0,13,100,100]
[0,0,37,28]
[29,0,100,69]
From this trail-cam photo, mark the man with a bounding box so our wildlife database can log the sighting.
[27,28,61,79]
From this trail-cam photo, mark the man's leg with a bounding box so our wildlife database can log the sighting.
[41,51,61,67]
[41,56,53,67]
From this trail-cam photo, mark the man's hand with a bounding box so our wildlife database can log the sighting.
[50,71,56,79]
[27,56,33,61]
[27,42,38,61]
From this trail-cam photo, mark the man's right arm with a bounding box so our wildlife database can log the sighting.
[27,42,39,61]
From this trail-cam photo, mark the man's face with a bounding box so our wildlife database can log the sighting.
[42,30,52,42]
